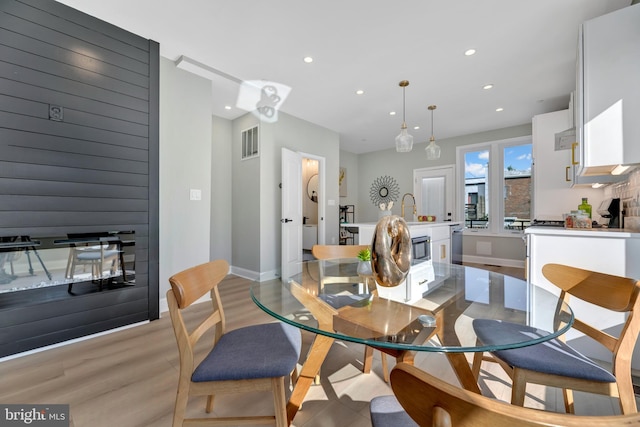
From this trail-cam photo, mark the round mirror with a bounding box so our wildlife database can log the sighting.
[379,187,388,198]
[307,174,318,202]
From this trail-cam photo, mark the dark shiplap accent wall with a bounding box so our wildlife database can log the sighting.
[0,0,159,357]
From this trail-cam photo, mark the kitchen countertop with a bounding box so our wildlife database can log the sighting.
[526,226,640,238]
[346,221,461,228]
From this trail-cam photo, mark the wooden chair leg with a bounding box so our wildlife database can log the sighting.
[381,352,390,383]
[172,388,189,427]
[272,377,288,427]
[616,372,638,414]
[206,395,214,413]
[510,369,527,407]
[562,388,574,414]
[290,365,299,386]
[471,351,483,380]
[363,346,374,374]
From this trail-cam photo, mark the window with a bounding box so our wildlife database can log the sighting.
[457,136,532,234]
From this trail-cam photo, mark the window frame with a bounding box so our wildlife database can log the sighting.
[456,135,532,236]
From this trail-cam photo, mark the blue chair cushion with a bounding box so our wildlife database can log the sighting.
[192,321,301,382]
[473,319,616,383]
[370,395,418,427]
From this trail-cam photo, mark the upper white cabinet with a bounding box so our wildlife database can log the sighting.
[576,4,640,176]
[532,110,603,219]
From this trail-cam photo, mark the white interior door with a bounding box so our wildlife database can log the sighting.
[281,147,303,280]
[414,166,455,222]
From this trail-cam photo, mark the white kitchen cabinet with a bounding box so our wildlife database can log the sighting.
[431,225,450,264]
[532,110,603,219]
[526,226,640,369]
[576,4,640,176]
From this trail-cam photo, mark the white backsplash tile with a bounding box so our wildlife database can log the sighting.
[607,169,640,230]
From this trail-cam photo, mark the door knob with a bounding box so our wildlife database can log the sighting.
[281,218,293,223]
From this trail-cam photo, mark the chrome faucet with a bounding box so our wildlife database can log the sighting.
[401,193,417,219]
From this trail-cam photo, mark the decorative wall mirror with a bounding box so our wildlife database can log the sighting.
[370,175,400,207]
[307,174,318,202]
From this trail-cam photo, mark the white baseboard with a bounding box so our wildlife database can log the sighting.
[462,255,525,269]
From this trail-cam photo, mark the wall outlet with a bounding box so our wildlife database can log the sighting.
[189,189,202,201]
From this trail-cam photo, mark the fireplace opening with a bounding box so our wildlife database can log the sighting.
[0,231,136,306]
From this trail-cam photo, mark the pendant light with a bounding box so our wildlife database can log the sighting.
[425,105,441,160]
[395,80,413,152]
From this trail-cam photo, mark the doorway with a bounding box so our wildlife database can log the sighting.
[413,165,455,222]
[302,156,321,260]
[280,148,325,281]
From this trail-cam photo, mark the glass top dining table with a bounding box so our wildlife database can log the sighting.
[250,259,573,424]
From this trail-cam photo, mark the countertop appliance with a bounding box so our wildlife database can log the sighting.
[597,198,621,228]
[450,224,464,264]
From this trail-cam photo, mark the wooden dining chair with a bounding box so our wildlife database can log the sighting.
[370,362,640,427]
[167,259,302,427]
[311,244,371,288]
[311,244,393,381]
[472,263,640,414]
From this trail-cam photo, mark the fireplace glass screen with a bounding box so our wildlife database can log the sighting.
[0,232,135,297]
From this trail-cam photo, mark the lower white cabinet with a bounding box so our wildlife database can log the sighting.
[526,227,640,369]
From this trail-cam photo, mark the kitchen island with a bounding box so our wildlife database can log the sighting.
[345,221,462,264]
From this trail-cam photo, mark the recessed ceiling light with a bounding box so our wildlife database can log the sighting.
[483,84,493,90]
[464,49,476,56]
[413,126,420,130]
[389,111,397,116]
[303,56,313,63]
[355,89,364,95]
[224,105,232,110]
[496,107,504,112]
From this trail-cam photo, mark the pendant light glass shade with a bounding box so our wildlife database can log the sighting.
[425,105,440,160]
[395,80,413,152]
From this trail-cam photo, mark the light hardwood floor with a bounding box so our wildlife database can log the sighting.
[0,264,634,426]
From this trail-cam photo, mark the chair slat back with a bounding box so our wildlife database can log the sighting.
[168,259,229,309]
[390,363,640,427]
[542,263,640,312]
[542,263,640,386]
[312,244,369,260]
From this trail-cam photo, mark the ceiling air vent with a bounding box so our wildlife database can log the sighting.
[241,126,259,160]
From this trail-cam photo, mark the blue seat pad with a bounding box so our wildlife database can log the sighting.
[370,395,418,427]
[192,321,301,382]
[473,319,616,383]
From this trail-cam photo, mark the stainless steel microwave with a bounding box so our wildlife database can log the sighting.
[411,235,431,263]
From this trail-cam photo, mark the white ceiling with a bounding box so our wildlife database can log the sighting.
[57,0,631,154]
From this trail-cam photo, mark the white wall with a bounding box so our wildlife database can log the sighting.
[159,58,213,301]
[211,116,233,261]
[230,111,340,279]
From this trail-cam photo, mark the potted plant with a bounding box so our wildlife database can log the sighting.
[357,248,372,275]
